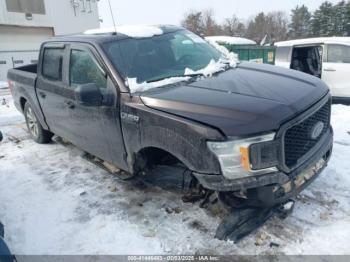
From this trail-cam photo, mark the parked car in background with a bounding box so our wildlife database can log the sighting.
[275,37,350,103]
[206,36,276,65]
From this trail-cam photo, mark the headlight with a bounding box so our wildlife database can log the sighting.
[207,133,279,180]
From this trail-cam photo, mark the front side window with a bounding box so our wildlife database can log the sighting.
[102,30,222,84]
[70,50,107,88]
[327,44,350,63]
[42,48,64,81]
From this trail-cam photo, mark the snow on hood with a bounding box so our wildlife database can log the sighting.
[205,36,257,45]
[127,77,191,93]
[84,25,163,38]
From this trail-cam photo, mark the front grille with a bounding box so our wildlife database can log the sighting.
[284,100,331,169]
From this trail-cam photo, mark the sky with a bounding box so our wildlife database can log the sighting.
[98,0,341,28]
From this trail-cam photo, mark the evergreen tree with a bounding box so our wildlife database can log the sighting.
[311,1,333,36]
[289,5,311,38]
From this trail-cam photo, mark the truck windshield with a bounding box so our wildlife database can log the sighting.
[102,30,222,84]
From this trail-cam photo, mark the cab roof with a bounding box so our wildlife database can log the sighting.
[45,25,184,45]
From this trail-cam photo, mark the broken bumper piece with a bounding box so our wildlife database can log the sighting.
[194,131,333,207]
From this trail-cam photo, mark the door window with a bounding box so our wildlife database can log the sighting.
[70,50,107,88]
[42,48,64,81]
[327,45,350,63]
[275,46,292,63]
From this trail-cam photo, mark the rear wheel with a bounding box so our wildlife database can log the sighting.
[24,103,53,144]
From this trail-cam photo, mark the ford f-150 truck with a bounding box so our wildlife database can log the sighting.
[8,25,333,241]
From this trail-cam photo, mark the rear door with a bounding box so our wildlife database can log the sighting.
[322,44,350,98]
[36,43,72,138]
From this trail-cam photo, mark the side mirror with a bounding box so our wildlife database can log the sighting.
[75,83,103,107]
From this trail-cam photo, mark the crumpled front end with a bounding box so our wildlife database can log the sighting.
[194,94,333,207]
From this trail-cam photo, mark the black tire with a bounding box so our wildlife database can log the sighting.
[24,103,53,144]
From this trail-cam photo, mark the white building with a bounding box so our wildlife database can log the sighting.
[0,0,100,80]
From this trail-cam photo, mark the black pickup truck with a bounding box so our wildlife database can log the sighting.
[8,25,333,240]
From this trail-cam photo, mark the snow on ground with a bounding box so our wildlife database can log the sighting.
[0,81,8,89]
[0,91,350,255]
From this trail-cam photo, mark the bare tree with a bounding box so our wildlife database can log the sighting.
[202,9,217,36]
[246,11,288,43]
[181,10,204,35]
[267,11,289,42]
[181,8,222,36]
[222,15,246,36]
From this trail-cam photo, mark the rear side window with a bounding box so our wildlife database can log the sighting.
[275,46,292,62]
[42,48,64,81]
[327,44,350,63]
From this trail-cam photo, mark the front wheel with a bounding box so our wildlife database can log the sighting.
[24,103,53,144]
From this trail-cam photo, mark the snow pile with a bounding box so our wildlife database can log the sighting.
[0,81,8,89]
[205,36,257,45]
[85,25,163,38]
[127,77,191,93]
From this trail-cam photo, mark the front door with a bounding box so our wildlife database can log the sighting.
[322,44,350,98]
[65,44,127,168]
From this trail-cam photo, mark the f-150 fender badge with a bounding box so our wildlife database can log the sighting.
[121,112,140,123]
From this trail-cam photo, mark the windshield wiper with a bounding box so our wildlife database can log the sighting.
[146,73,204,83]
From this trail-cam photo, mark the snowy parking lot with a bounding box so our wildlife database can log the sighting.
[1,88,350,255]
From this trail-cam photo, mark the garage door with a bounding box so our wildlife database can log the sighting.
[0,25,53,81]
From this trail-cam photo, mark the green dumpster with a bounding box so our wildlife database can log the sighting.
[222,44,276,65]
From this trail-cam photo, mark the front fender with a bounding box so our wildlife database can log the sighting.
[121,96,224,174]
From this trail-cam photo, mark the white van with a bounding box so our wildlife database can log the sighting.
[275,37,350,102]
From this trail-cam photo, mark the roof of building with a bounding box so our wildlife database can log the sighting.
[275,37,350,47]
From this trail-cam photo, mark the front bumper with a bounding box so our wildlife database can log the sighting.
[194,128,333,206]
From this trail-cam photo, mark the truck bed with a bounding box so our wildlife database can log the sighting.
[7,63,49,130]
[7,64,38,87]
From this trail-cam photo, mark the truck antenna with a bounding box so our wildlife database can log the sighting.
[107,0,117,35]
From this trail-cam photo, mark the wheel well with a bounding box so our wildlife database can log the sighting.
[20,97,27,111]
[134,147,187,172]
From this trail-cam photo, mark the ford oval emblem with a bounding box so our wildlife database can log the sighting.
[310,121,325,140]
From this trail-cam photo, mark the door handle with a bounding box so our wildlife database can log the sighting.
[64,100,75,109]
[38,91,46,98]
[324,68,336,72]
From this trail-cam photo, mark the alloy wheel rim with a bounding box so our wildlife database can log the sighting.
[26,107,39,138]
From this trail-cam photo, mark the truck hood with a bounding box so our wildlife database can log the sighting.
[140,62,329,137]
